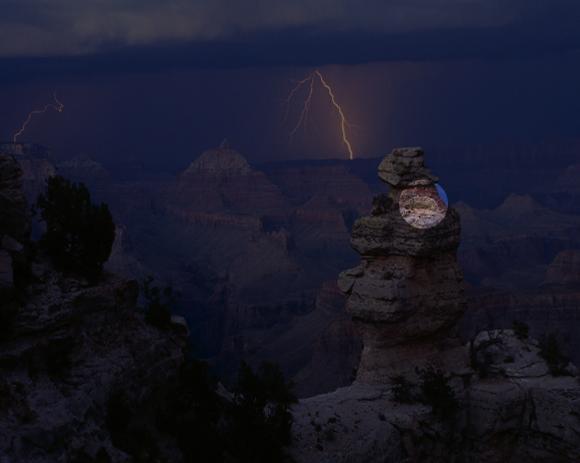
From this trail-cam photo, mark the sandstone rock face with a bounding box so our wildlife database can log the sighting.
[339,148,466,383]
[0,269,185,463]
[291,147,580,462]
[0,153,186,463]
[293,282,361,397]
[177,144,288,215]
[545,249,580,285]
[455,195,580,289]
[460,285,580,372]
[182,142,252,177]
[0,157,186,462]
[377,147,438,188]
[291,331,580,463]
[0,154,30,300]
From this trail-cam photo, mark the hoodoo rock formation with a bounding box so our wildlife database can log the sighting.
[291,148,580,463]
[338,147,465,383]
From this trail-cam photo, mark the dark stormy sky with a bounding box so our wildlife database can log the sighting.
[1,0,579,168]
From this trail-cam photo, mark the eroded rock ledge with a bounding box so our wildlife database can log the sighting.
[290,148,580,463]
[0,153,186,462]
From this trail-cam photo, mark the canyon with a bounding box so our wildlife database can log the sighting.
[2,141,580,461]
[5,140,580,396]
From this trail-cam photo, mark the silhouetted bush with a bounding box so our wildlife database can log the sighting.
[391,374,416,404]
[37,176,115,280]
[418,367,458,421]
[539,333,571,376]
[45,337,75,380]
[0,379,11,413]
[469,334,502,379]
[141,277,173,329]
[225,361,296,462]
[106,391,161,462]
[107,359,296,462]
[512,320,529,340]
[69,447,112,463]
[105,391,132,449]
[0,299,18,340]
[156,359,222,463]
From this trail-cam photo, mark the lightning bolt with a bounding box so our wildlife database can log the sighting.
[13,93,64,143]
[286,70,355,160]
[289,75,315,139]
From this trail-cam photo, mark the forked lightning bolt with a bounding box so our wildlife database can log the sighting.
[287,70,355,160]
[13,93,64,143]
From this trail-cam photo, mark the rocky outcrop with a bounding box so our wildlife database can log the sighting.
[0,266,185,462]
[338,147,466,383]
[460,285,580,370]
[291,148,580,463]
[377,147,438,187]
[0,154,29,304]
[291,330,580,463]
[0,154,186,462]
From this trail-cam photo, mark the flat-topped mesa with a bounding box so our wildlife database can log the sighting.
[338,147,466,384]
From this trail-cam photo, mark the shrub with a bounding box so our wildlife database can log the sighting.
[539,333,571,376]
[156,359,222,463]
[45,337,75,380]
[37,176,115,281]
[391,374,416,404]
[469,331,503,379]
[155,360,296,463]
[512,320,529,341]
[141,277,173,329]
[226,361,297,462]
[418,367,458,421]
[105,391,160,462]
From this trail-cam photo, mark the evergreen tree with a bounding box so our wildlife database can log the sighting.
[37,176,115,280]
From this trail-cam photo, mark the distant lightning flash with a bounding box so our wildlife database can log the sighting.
[13,93,64,143]
[286,70,355,160]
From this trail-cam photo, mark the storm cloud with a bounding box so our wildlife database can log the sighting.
[1,0,579,60]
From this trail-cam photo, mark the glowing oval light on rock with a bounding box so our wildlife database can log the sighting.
[399,182,448,229]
